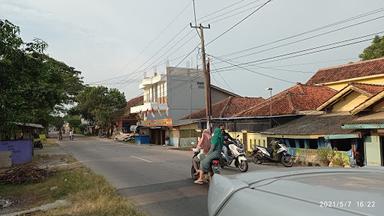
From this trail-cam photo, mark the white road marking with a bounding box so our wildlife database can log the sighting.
[131,155,152,163]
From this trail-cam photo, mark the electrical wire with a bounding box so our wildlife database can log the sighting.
[219,7,384,58]
[213,31,384,71]
[210,55,296,84]
[207,0,273,46]
[218,14,384,62]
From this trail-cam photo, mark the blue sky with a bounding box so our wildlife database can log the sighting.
[1,0,383,99]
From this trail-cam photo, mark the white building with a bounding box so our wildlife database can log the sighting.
[131,66,237,145]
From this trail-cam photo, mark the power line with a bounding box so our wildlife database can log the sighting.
[209,2,264,24]
[218,14,384,62]
[219,7,384,58]
[118,1,191,72]
[211,63,235,92]
[213,31,384,71]
[268,57,359,68]
[211,61,313,74]
[207,0,273,46]
[90,0,272,86]
[200,0,262,24]
[198,0,247,20]
[91,0,261,85]
[210,55,296,84]
[89,2,191,85]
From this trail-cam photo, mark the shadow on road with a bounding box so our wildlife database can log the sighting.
[118,178,209,216]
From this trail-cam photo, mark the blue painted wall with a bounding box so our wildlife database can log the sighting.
[0,140,33,165]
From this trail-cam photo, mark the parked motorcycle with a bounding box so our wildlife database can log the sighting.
[251,142,293,167]
[191,148,221,181]
[220,137,248,172]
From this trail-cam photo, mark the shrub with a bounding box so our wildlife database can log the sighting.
[316,148,333,166]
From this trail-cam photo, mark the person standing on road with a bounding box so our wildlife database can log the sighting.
[194,128,223,184]
[69,129,73,140]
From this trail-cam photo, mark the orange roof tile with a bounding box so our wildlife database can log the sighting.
[183,96,265,119]
[306,57,384,85]
[236,84,337,117]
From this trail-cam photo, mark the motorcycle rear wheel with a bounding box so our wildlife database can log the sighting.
[239,160,248,172]
[281,155,293,167]
[252,152,263,164]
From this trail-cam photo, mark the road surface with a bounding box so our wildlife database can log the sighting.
[58,136,276,216]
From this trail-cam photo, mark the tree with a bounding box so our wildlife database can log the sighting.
[0,19,84,139]
[64,115,82,130]
[359,35,384,60]
[76,86,126,136]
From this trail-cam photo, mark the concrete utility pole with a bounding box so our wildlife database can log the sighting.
[190,23,211,130]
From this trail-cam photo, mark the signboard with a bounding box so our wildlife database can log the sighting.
[141,118,173,127]
[0,140,33,165]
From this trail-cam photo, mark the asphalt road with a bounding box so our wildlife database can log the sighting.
[58,136,274,216]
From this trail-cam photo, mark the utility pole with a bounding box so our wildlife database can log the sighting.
[190,23,211,130]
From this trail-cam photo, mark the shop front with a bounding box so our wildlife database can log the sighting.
[141,118,172,145]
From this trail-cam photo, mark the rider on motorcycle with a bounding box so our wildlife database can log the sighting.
[220,124,233,162]
[192,129,211,175]
[194,128,223,185]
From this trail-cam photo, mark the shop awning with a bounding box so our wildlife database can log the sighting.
[341,112,384,129]
[342,124,384,129]
[324,133,361,140]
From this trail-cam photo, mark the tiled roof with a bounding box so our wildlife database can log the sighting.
[317,83,384,112]
[183,96,265,119]
[262,114,357,135]
[236,84,337,117]
[306,57,384,85]
[122,96,144,117]
[127,96,144,109]
[349,83,384,96]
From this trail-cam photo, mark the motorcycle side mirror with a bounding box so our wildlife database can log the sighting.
[236,135,240,138]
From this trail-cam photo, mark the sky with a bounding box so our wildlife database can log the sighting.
[1,0,384,99]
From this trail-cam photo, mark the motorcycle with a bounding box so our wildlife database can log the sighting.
[220,137,248,172]
[191,148,221,181]
[251,142,293,167]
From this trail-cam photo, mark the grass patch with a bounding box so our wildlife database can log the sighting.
[42,138,59,147]
[0,155,145,216]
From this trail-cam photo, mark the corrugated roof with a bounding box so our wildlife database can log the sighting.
[263,114,357,135]
[306,57,384,85]
[344,112,384,125]
[236,83,337,117]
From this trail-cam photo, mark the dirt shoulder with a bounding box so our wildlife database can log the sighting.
[0,140,145,216]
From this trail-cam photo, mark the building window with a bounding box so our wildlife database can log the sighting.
[263,140,266,146]
[197,81,204,89]
[250,139,253,145]
[258,140,260,145]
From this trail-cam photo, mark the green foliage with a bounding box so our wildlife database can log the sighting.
[0,19,84,139]
[359,35,384,60]
[76,86,126,135]
[316,148,333,166]
[49,116,65,130]
[65,115,82,129]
